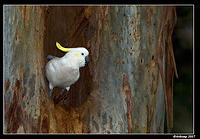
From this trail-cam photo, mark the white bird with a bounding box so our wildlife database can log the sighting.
[45,42,89,98]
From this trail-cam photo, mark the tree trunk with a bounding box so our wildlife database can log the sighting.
[3,6,174,133]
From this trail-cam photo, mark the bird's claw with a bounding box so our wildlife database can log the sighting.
[49,89,53,98]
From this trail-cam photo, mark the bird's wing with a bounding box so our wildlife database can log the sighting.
[47,55,58,61]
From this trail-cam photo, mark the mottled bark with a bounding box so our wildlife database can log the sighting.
[3,6,174,133]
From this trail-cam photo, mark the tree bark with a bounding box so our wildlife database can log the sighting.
[3,6,173,133]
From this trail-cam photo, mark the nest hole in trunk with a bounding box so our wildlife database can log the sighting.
[43,6,93,109]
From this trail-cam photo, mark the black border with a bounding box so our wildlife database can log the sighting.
[1,0,199,138]
[0,0,199,5]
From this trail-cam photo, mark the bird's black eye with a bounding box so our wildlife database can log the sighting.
[81,53,84,56]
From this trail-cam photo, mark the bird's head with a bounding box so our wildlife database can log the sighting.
[56,42,89,68]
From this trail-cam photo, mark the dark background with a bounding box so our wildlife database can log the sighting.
[170,6,193,133]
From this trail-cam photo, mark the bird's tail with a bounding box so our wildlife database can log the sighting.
[47,55,57,61]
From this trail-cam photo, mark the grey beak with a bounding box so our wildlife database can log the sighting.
[85,56,89,65]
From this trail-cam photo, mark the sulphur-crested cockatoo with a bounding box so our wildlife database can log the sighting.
[45,42,89,98]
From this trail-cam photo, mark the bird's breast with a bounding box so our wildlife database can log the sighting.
[48,60,80,86]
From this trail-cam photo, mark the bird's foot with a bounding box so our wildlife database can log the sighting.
[63,91,70,101]
[49,89,53,98]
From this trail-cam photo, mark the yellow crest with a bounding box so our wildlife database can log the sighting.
[56,42,71,52]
